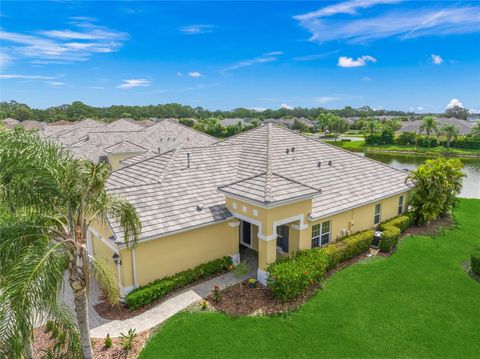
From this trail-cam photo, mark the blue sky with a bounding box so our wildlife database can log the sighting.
[1,0,479,112]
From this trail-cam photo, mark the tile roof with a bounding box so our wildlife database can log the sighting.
[104,140,149,154]
[107,123,413,243]
[397,117,474,135]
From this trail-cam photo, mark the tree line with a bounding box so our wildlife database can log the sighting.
[1,100,438,123]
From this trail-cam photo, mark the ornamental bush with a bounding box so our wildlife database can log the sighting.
[337,230,375,260]
[267,250,329,302]
[471,250,480,276]
[378,225,401,253]
[126,256,232,309]
[379,215,412,232]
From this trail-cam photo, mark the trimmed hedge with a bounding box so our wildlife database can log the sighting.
[378,215,411,253]
[267,230,374,302]
[267,250,329,302]
[125,256,232,309]
[471,250,480,276]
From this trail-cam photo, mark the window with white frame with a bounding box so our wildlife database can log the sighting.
[398,196,404,215]
[374,203,382,225]
[311,221,331,248]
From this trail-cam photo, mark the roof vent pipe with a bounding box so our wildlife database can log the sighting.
[328,160,332,166]
[187,152,190,168]
[317,161,321,168]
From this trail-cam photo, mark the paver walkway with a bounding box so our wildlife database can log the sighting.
[60,248,257,338]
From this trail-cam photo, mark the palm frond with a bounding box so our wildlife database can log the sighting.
[89,255,120,306]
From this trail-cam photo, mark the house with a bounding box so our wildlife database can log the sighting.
[43,118,217,169]
[396,117,474,136]
[89,123,413,296]
[1,118,20,129]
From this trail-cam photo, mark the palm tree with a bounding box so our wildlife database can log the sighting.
[441,124,459,148]
[362,120,380,136]
[419,116,439,140]
[0,129,141,358]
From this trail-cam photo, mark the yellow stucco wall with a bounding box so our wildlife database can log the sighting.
[309,192,410,244]
[91,233,117,276]
[108,152,143,171]
[127,220,239,286]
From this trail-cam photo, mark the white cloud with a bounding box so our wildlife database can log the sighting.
[0,18,128,63]
[188,71,204,78]
[0,52,12,68]
[446,98,463,109]
[294,2,480,43]
[316,96,340,104]
[431,54,443,65]
[224,52,282,71]
[0,74,55,79]
[362,76,372,81]
[46,81,65,87]
[338,55,376,67]
[250,107,267,112]
[180,25,214,35]
[281,103,293,110]
[117,79,150,89]
[176,72,183,76]
[417,106,424,111]
[293,50,340,61]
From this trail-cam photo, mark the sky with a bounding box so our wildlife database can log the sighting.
[0,0,479,112]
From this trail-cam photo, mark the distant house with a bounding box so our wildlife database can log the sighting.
[467,116,480,124]
[221,118,251,127]
[19,120,46,130]
[396,117,474,136]
[1,118,20,129]
[42,118,217,169]
[89,123,413,295]
[264,117,315,130]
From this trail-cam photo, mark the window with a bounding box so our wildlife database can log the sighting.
[398,196,404,215]
[374,203,382,225]
[311,221,331,248]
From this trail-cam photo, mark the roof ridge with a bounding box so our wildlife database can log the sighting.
[264,123,274,203]
[271,172,321,192]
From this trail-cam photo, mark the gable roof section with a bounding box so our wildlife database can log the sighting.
[107,123,412,243]
[104,140,149,154]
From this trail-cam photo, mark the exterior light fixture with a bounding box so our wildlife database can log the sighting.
[112,253,121,265]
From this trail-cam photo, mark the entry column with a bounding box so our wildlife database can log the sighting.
[257,236,277,285]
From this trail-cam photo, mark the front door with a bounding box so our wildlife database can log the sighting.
[240,221,252,247]
[276,225,289,253]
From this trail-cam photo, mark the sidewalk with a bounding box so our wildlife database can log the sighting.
[88,269,253,338]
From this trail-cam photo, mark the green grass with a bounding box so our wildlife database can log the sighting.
[326,140,480,157]
[140,199,480,358]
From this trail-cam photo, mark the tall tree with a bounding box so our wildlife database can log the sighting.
[362,119,380,136]
[445,105,469,120]
[419,116,439,140]
[327,116,349,141]
[441,124,459,148]
[0,129,141,358]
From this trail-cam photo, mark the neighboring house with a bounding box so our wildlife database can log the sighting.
[18,120,46,130]
[220,118,251,127]
[396,117,474,136]
[89,123,413,296]
[1,118,20,129]
[42,118,217,169]
[467,115,480,124]
[264,117,315,130]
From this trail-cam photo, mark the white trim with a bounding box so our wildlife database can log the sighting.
[257,268,268,285]
[229,210,264,240]
[308,188,411,221]
[131,248,138,288]
[222,191,315,210]
[290,223,308,230]
[229,221,240,228]
[88,227,118,252]
[258,233,277,241]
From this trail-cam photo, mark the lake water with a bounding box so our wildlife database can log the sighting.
[363,153,480,199]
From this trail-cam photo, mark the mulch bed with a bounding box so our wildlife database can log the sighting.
[404,215,454,236]
[32,326,151,359]
[94,269,230,320]
[207,253,369,316]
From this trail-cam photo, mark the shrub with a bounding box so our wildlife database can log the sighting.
[379,225,401,253]
[317,244,342,270]
[126,256,232,309]
[233,260,249,278]
[337,230,375,261]
[120,329,137,352]
[212,285,221,302]
[471,250,480,276]
[104,334,113,349]
[267,250,329,302]
[396,131,416,145]
[379,215,412,232]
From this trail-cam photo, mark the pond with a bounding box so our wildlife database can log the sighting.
[363,153,480,199]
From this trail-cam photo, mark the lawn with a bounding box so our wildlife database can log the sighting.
[140,199,480,358]
[326,139,480,157]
